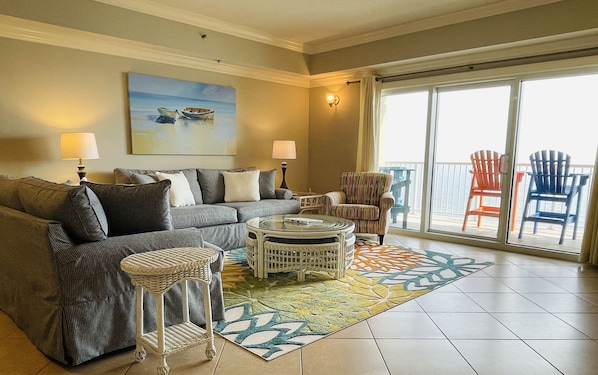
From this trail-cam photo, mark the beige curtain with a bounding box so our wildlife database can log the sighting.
[579,150,598,264]
[355,75,382,172]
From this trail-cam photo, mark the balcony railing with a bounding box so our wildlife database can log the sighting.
[381,162,595,227]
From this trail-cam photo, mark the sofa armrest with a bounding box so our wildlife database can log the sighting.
[275,188,293,200]
[380,191,395,211]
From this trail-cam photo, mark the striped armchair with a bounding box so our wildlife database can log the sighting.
[324,172,395,244]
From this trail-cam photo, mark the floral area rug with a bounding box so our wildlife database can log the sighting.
[214,241,493,360]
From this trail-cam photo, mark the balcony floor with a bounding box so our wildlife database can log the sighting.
[389,213,583,255]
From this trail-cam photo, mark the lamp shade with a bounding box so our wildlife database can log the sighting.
[60,133,99,160]
[272,140,296,160]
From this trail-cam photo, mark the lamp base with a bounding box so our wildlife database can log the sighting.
[280,162,289,189]
[77,164,87,181]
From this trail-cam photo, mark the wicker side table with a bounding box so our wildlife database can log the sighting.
[292,192,325,214]
[120,247,219,375]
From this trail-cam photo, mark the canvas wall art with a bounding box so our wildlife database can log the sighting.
[127,73,237,155]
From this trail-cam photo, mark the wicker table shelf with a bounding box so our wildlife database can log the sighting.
[120,247,219,375]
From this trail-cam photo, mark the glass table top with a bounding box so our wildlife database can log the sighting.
[246,214,354,233]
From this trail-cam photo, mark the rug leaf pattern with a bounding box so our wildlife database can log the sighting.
[215,242,493,360]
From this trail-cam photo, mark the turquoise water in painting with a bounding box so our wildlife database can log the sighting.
[127,76,237,155]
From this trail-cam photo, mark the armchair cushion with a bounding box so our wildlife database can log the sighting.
[330,204,380,221]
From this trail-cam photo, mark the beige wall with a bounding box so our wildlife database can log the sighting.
[0,38,310,189]
[307,84,361,194]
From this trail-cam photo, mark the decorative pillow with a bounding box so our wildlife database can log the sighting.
[114,168,203,204]
[18,177,108,242]
[259,169,277,199]
[197,167,254,204]
[0,175,25,211]
[83,180,173,236]
[222,170,260,202]
[156,171,196,207]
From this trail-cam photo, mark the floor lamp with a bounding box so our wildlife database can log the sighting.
[272,140,296,189]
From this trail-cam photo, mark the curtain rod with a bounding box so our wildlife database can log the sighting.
[346,79,361,85]
[376,47,598,83]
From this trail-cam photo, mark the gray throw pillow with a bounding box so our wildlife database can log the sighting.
[197,169,226,204]
[0,175,25,211]
[259,169,277,199]
[131,172,157,184]
[18,177,108,242]
[197,167,255,204]
[83,180,173,236]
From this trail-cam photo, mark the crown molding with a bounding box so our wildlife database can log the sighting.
[0,15,310,88]
[95,0,562,55]
[94,0,305,53]
[372,28,598,79]
[1,14,596,90]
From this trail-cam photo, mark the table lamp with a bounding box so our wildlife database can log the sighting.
[272,140,296,189]
[60,132,99,181]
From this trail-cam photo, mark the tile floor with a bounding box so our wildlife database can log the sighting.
[2,234,598,374]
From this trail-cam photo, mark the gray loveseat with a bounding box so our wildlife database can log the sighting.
[0,176,227,366]
[113,167,301,250]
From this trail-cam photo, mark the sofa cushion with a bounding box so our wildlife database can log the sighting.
[156,171,196,207]
[113,168,203,204]
[18,177,108,242]
[222,170,260,202]
[170,205,238,229]
[83,180,173,236]
[220,199,301,223]
[55,229,224,307]
[259,169,277,199]
[0,175,25,211]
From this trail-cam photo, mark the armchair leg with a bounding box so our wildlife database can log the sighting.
[379,235,384,245]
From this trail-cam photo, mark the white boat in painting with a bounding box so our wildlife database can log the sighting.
[181,107,214,121]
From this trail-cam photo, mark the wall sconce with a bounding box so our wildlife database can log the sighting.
[326,93,340,108]
[272,140,296,189]
[60,132,99,181]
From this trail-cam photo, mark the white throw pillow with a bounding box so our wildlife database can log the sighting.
[156,171,196,207]
[222,170,260,202]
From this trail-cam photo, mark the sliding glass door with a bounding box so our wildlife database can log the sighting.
[508,74,598,252]
[379,91,428,231]
[429,83,514,239]
[379,70,597,255]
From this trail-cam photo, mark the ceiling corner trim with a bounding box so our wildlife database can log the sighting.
[93,0,306,53]
[0,15,310,88]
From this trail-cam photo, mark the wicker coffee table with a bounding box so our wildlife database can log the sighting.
[120,247,219,375]
[246,214,355,281]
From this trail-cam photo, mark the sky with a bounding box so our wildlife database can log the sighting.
[380,73,598,166]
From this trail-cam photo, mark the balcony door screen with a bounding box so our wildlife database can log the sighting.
[429,84,512,239]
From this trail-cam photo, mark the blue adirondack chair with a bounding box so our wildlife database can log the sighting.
[518,150,589,244]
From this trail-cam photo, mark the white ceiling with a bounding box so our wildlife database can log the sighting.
[96,0,561,53]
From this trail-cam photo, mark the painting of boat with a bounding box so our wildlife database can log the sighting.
[181,107,214,121]
[156,107,178,124]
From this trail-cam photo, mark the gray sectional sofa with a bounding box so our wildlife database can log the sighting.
[113,167,301,250]
[0,168,299,366]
